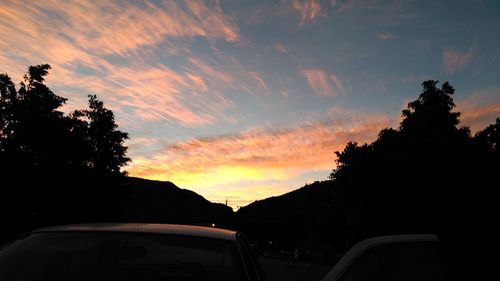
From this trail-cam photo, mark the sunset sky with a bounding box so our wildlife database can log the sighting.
[1,0,499,209]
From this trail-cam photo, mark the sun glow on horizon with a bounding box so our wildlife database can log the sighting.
[1,0,499,208]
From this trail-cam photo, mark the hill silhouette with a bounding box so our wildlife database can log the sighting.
[236,81,500,281]
[237,181,331,222]
[0,65,232,244]
[236,181,338,260]
[118,177,233,224]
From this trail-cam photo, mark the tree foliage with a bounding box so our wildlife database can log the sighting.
[73,95,130,173]
[0,65,130,239]
[0,64,129,174]
[328,80,499,281]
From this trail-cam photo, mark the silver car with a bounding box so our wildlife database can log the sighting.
[0,223,266,281]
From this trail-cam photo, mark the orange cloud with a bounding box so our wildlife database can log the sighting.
[128,109,394,205]
[301,68,344,97]
[460,103,500,131]
[457,90,500,132]
[44,0,239,55]
[0,0,242,127]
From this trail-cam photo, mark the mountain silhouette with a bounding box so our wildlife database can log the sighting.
[236,181,338,261]
[118,177,233,224]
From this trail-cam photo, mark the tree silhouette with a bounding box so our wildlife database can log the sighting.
[329,80,499,281]
[1,65,129,174]
[0,65,130,242]
[401,81,461,135]
[475,117,500,155]
[73,95,130,174]
[1,65,67,166]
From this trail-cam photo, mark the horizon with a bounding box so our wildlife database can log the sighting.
[1,0,499,210]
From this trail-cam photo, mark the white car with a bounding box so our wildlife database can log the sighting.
[0,223,266,281]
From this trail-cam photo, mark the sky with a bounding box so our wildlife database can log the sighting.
[1,0,499,209]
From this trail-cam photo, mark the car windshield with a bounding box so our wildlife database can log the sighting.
[0,232,246,281]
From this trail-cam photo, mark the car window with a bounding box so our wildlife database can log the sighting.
[338,241,445,281]
[0,232,246,281]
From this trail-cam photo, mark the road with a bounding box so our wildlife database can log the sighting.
[259,257,332,281]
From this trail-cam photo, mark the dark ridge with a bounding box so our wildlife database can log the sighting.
[236,180,333,222]
[235,181,338,261]
[118,177,234,225]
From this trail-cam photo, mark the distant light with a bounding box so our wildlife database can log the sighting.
[211,223,216,227]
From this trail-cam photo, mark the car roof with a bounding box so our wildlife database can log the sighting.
[32,223,237,241]
[321,234,439,281]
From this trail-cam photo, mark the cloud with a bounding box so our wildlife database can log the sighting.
[186,73,209,92]
[442,45,475,75]
[274,42,288,54]
[330,74,345,95]
[0,0,242,127]
[456,88,500,132]
[249,72,271,96]
[301,68,344,97]
[62,0,239,54]
[293,0,323,24]
[376,32,397,40]
[185,56,236,88]
[459,103,500,132]
[127,109,394,203]
[0,1,240,57]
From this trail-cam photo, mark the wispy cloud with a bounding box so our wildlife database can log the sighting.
[293,0,323,24]
[457,88,500,132]
[460,102,500,132]
[376,32,397,40]
[274,42,288,54]
[330,74,345,96]
[0,0,242,127]
[301,68,344,97]
[249,71,271,96]
[0,1,240,56]
[128,109,394,203]
[442,44,475,75]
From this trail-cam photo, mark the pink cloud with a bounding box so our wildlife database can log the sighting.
[459,103,500,132]
[442,45,475,75]
[302,68,334,96]
[293,0,323,24]
[249,72,271,96]
[456,88,500,132]
[0,0,243,127]
[274,42,288,54]
[330,74,345,95]
[186,57,235,88]
[301,68,344,97]
[186,73,209,92]
[1,1,240,57]
[376,32,397,40]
